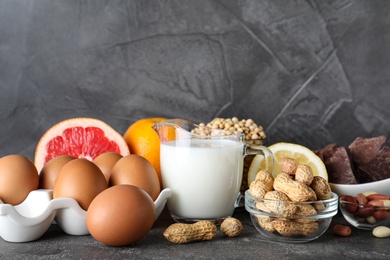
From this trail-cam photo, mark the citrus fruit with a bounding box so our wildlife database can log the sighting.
[248,142,328,186]
[123,117,166,186]
[34,118,130,173]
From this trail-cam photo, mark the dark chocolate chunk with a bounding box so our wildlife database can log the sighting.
[358,146,390,182]
[315,143,338,162]
[348,136,387,165]
[325,147,358,184]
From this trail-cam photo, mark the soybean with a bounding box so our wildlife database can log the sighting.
[192,117,266,145]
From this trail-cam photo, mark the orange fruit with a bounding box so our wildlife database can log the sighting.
[123,117,166,186]
[34,117,130,173]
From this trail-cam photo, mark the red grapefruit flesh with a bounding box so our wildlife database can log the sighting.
[34,118,130,173]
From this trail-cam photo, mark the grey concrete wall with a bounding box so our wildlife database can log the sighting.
[1,0,390,160]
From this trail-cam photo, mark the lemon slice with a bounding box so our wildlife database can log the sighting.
[248,142,328,186]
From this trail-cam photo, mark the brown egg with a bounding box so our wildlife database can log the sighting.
[39,155,76,189]
[92,152,123,183]
[109,154,160,201]
[86,184,155,246]
[0,154,39,205]
[53,158,107,210]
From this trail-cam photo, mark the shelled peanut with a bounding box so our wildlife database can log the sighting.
[373,226,390,238]
[333,224,352,237]
[340,192,390,224]
[249,157,332,237]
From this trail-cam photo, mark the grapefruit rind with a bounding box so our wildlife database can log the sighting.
[34,118,130,173]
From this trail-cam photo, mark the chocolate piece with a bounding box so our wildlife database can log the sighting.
[348,136,387,165]
[325,147,358,184]
[315,143,338,162]
[358,146,390,182]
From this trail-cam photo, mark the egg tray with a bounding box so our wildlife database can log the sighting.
[0,188,172,243]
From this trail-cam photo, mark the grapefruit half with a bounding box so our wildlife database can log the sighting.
[34,118,130,173]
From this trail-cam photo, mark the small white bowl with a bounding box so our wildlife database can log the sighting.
[330,178,390,197]
[0,188,172,242]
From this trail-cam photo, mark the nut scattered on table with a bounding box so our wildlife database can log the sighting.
[333,224,352,237]
[163,220,217,244]
[372,226,390,238]
[220,218,243,237]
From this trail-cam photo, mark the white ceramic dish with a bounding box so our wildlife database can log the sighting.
[0,188,172,243]
[330,178,390,197]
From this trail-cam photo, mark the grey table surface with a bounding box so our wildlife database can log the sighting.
[0,207,388,260]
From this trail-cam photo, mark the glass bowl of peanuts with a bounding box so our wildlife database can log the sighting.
[244,158,339,243]
[245,189,339,243]
[339,192,390,230]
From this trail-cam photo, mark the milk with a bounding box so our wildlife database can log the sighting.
[161,139,244,221]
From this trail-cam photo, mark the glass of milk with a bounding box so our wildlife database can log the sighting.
[153,119,273,224]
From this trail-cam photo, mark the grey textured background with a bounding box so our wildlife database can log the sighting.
[1,0,390,161]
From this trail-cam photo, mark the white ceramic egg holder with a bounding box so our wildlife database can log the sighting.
[0,188,172,243]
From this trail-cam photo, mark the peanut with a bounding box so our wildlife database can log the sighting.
[366,194,390,201]
[272,219,318,236]
[220,218,243,237]
[373,210,390,221]
[310,176,332,200]
[340,195,358,214]
[249,179,270,198]
[295,204,317,216]
[333,224,351,237]
[163,220,217,244]
[295,164,313,186]
[255,215,276,232]
[366,215,377,224]
[254,200,279,232]
[255,169,274,191]
[373,226,390,238]
[354,206,375,218]
[255,201,272,213]
[294,204,317,223]
[367,199,390,207]
[273,172,317,202]
[313,201,326,212]
[279,157,298,175]
[264,190,297,216]
[356,193,368,205]
[362,191,377,196]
